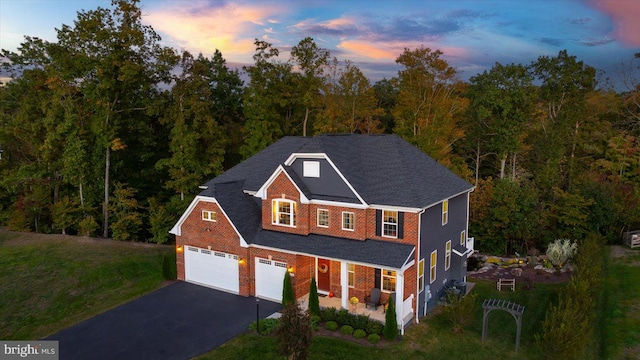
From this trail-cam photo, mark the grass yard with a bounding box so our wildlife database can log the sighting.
[201,280,563,360]
[600,246,640,359]
[0,229,174,340]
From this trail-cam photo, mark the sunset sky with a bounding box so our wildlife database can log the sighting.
[1,0,639,87]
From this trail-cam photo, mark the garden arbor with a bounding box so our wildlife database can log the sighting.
[481,298,525,352]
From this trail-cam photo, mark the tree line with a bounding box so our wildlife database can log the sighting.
[1,0,638,252]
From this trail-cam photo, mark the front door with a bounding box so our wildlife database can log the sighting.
[317,258,331,293]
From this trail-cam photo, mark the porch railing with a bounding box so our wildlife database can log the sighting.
[466,236,475,253]
[403,293,414,318]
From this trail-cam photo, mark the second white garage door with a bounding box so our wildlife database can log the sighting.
[255,258,288,302]
[184,246,239,293]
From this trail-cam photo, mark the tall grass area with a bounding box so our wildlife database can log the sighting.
[600,246,640,359]
[0,230,174,339]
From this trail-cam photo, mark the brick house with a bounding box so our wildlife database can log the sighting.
[170,134,474,331]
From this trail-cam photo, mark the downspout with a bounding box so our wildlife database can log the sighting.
[416,208,426,324]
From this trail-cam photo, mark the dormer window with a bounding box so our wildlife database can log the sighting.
[382,210,398,238]
[303,161,320,177]
[272,199,296,227]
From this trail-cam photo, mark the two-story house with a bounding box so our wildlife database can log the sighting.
[169,134,474,331]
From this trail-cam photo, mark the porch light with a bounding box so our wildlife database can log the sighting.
[176,245,183,253]
[238,258,246,265]
[287,265,294,274]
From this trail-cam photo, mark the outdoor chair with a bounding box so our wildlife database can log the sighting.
[365,288,382,310]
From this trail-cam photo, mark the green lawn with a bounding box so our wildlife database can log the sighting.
[0,229,173,340]
[600,246,640,359]
[201,280,563,360]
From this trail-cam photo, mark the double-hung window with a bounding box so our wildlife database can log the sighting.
[442,200,449,225]
[202,210,216,222]
[348,263,355,287]
[272,199,296,227]
[342,212,355,231]
[460,230,466,246]
[317,209,329,227]
[418,259,425,292]
[382,210,398,237]
[445,240,452,270]
[430,250,437,283]
[381,269,396,292]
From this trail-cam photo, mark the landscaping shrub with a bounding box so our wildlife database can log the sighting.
[367,333,380,344]
[162,253,177,280]
[274,303,313,360]
[366,319,383,335]
[353,329,367,339]
[353,314,370,330]
[320,307,337,322]
[249,318,280,335]
[325,321,338,331]
[308,277,320,316]
[546,238,578,268]
[281,271,295,306]
[383,296,398,340]
[442,292,477,334]
[340,325,354,335]
[310,315,321,331]
[335,308,350,326]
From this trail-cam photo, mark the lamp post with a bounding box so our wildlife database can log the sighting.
[256,298,260,334]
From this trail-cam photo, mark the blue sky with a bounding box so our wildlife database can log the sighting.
[1,0,639,87]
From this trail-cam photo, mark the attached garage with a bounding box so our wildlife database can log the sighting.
[255,258,288,302]
[184,246,239,294]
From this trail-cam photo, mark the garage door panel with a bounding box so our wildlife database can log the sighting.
[185,246,239,293]
[255,258,288,302]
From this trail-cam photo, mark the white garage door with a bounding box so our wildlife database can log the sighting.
[185,246,239,293]
[255,258,288,302]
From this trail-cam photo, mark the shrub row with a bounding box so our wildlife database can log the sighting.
[324,320,381,344]
[319,307,383,335]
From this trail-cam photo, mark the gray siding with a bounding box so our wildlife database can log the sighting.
[417,192,469,316]
[290,158,358,200]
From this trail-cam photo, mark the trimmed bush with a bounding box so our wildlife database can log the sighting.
[335,308,350,326]
[282,271,295,306]
[310,315,321,331]
[325,321,339,331]
[308,277,320,316]
[353,329,367,339]
[383,296,398,340]
[249,318,280,335]
[320,307,337,322]
[366,319,383,335]
[340,325,354,335]
[353,314,370,330]
[367,333,381,344]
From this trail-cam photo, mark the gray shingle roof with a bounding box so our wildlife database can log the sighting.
[202,134,473,209]
[252,230,415,269]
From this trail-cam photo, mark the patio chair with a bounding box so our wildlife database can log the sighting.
[365,288,382,310]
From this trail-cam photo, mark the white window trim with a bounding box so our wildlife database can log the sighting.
[382,210,398,238]
[381,268,396,293]
[202,210,216,222]
[445,240,452,270]
[442,200,449,225]
[460,230,466,246]
[272,199,296,227]
[430,250,437,284]
[317,208,329,228]
[347,263,355,288]
[342,211,355,231]
[418,259,425,293]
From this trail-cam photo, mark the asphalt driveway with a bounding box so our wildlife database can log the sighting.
[46,282,281,360]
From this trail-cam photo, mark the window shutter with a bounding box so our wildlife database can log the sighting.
[374,268,381,289]
[375,210,382,236]
[398,212,404,239]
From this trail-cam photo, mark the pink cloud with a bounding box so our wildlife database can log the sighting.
[589,0,640,47]
[144,2,287,59]
[339,40,469,63]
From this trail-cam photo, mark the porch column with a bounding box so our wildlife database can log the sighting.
[396,270,404,334]
[340,261,348,310]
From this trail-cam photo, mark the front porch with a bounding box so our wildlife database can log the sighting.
[297,292,414,327]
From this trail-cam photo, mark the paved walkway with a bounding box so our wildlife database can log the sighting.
[46,282,281,360]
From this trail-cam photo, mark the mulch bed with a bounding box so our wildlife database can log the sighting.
[314,327,393,348]
[468,266,572,285]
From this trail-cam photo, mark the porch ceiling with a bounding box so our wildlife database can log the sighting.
[251,230,415,269]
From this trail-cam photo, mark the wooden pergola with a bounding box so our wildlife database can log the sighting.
[481,298,525,352]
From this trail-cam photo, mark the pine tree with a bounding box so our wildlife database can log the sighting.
[383,296,398,340]
[282,271,295,306]
[308,278,320,316]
